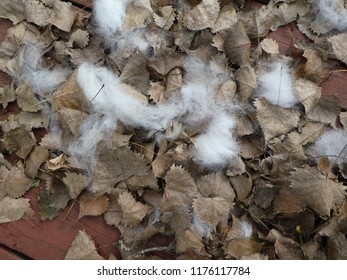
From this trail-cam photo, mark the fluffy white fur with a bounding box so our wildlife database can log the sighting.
[240,220,253,239]
[257,61,298,108]
[194,111,238,168]
[93,0,131,38]
[315,0,347,32]
[77,62,180,131]
[315,129,347,163]
[21,43,70,95]
[191,212,213,237]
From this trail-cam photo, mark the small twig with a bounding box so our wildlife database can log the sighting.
[125,246,170,259]
[277,66,283,106]
[90,84,105,103]
[60,199,77,229]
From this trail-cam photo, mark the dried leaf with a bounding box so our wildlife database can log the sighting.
[78,192,109,220]
[0,165,33,198]
[212,3,238,33]
[290,166,346,217]
[307,95,340,127]
[0,196,33,224]
[118,191,152,227]
[193,197,230,229]
[3,126,36,159]
[67,29,89,49]
[0,0,25,24]
[38,188,61,220]
[176,229,206,254]
[104,193,122,227]
[183,0,220,31]
[16,83,43,112]
[225,215,253,240]
[46,154,70,171]
[224,22,251,66]
[196,172,235,203]
[295,78,321,114]
[148,48,183,76]
[224,239,262,259]
[229,173,253,202]
[153,6,175,30]
[255,98,301,142]
[62,172,90,199]
[270,229,303,260]
[302,50,326,83]
[65,230,103,260]
[123,4,152,31]
[260,38,279,54]
[0,85,16,108]
[57,107,88,137]
[24,145,49,179]
[272,187,303,214]
[235,65,257,102]
[328,33,347,66]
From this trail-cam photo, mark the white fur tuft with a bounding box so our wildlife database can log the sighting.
[315,129,347,163]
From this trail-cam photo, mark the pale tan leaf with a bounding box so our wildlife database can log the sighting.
[123,4,152,31]
[148,48,183,76]
[67,29,89,49]
[0,0,25,24]
[295,78,321,114]
[290,166,346,217]
[0,165,33,198]
[212,3,237,33]
[24,0,54,27]
[260,38,279,54]
[240,253,269,260]
[46,154,71,171]
[153,6,175,30]
[196,172,235,203]
[255,98,301,142]
[118,191,152,227]
[151,140,172,178]
[0,85,16,108]
[48,1,76,32]
[214,80,236,103]
[0,196,33,224]
[183,0,220,31]
[224,239,262,259]
[224,22,251,66]
[328,33,347,66]
[57,107,88,137]
[24,146,49,179]
[193,197,230,229]
[302,50,326,84]
[65,230,103,260]
[62,172,90,199]
[176,229,206,254]
[104,193,122,227]
[78,192,109,220]
[16,111,49,130]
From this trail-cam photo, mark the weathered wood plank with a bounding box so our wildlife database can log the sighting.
[0,245,25,260]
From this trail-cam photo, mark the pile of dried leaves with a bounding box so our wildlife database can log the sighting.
[0,0,347,260]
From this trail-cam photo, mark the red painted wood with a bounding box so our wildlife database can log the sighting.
[0,245,24,260]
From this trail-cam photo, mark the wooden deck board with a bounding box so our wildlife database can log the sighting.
[0,0,347,260]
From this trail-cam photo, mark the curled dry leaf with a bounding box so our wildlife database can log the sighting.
[0,196,33,224]
[260,37,279,54]
[290,166,346,217]
[46,154,71,171]
[65,230,104,260]
[0,0,25,24]
[24,145,49,179]
[77,191,109,220]
[183,0,220,31]
[118,191,152,227]
[67,29,90,49]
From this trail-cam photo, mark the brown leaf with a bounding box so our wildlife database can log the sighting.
[183,0,220,31]
[0,165,33,198]
[176,229,206,255]
[328,33,347,66]
[77,191,109,220]
[57,107,88,137]
[255,97,301,142]
[161,165,199,208]
[302,50,326,83]
[16,111,49,130]
[196,172,235,203]
[0,196,33,224]
[16,83,43,112]
[65,230,103,260]
[307,95,340,128]
[3,126,36,159]
[224,239,262,259]
[235,65,257,102]
[104,192,122,227]
[326,233,347,260]
[153,6,176,30]
[214,80,236,103]
[269,229,303,260]
[161,205,192,234]
[126,171,158,191]
[212,3,237,33]
[91,145,149,195]
[62,172,90,199]
[272,187,304,214]
[151,140,172,178]
[148,48,183,76]
[240,253,268,260]
[290,166,346,217]
[24,145,49,179]
[193,197,230,229]
[118,191,152,227]
[340,112,347,131]
[229,173,253,202]
[225,215,253,240]
[0,85,16,108]
[224,22,251,66]
[295,78,321,114]
[123,3,151,31]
